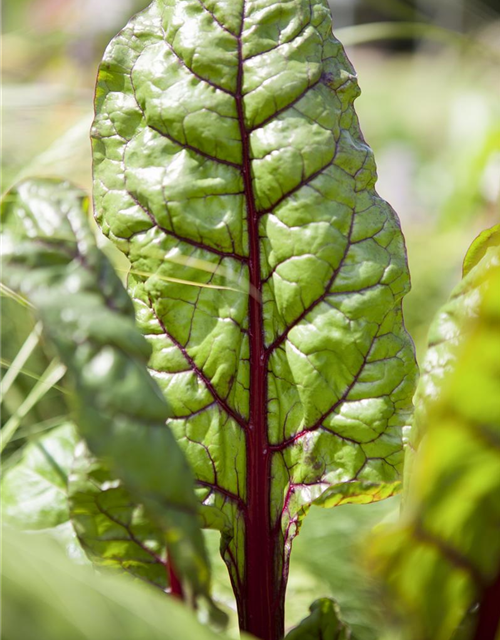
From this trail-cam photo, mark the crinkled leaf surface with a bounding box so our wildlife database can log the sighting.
[92,0,417,633]
[1,423,78,530]
[69,443,171,592]
[285,598,354,640]
[2,420,177,591]
[1,178,211,601]
[371,249,500,640]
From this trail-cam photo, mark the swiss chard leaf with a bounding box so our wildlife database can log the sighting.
[406,235,500,489]
[69,444,171,592]
[1,423,78,530]
[2,419,180,592]
[462,224,500,278]
[285,599,354,640]
[92,0,417,635]
[371,237,500,640]
[1,178,211,602]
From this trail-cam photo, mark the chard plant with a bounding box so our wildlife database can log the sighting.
[4,2,498,640]
[89,0,417,636]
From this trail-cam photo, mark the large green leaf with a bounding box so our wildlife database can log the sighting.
[92,0,417,633]
[1,178,211,602]
[371,249,500,639]
[1,527,228,640]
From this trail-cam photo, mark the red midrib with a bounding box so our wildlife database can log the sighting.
[167,552,185,600]
[235,8,282,640]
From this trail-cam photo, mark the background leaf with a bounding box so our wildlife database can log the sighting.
[1,177,212,603]
[371,245,500,640]
[1,527,229,640]
[1,423,78,530]
[462,224,500,277]
[2,415,179,594]
[406,233,500,489]
[69,444,171,592]
[285,598,353,640]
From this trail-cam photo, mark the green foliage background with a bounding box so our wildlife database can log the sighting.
[3,0,499,363]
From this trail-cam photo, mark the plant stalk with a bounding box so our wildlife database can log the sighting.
[1,359,66,453]
[0,322,41,403]
[235,7,284,638]
[167,552,185,601]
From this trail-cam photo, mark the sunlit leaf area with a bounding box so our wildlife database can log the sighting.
[1,1,499,640]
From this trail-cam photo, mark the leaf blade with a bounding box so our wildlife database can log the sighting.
[371,235,500,640]
[0,359,67,453]
[1,177,212,602]
[69,444,171,592]
[92,1,418,631]
[0,321,42,402]
[285,598,353,640]
[1,423,78,530]
[2,527,226,640]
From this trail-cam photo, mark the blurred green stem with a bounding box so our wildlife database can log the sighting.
[362,0,426,21]
[0,283,34,309]
[0,322,42,403]
[9,416,69,443]
[336,21,463,47]
[1,359,66,453]
[0,357,68,396]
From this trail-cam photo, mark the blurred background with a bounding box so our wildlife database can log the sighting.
[3,0,499,359]
[1,1,499,638]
